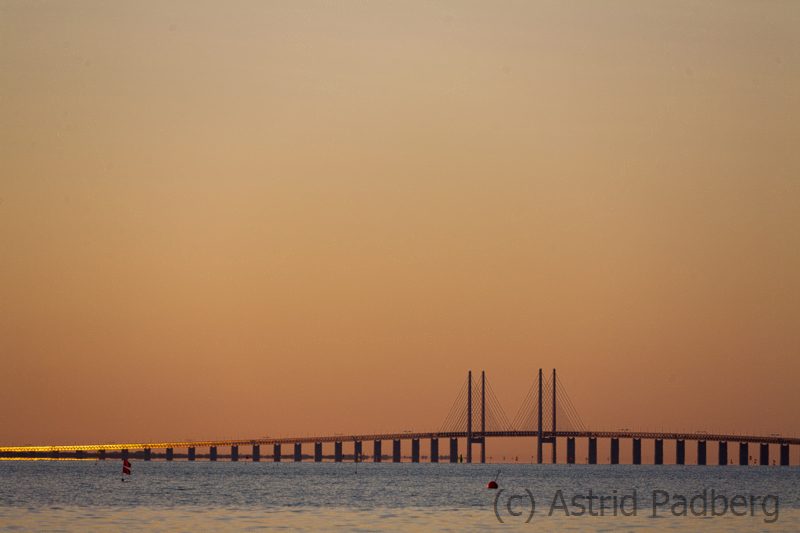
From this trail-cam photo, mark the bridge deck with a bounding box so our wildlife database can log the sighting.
[1,430,797,452]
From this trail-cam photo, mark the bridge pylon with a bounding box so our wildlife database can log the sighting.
[536,368,558,463]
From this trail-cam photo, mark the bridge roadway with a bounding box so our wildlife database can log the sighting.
[1,430,798,453]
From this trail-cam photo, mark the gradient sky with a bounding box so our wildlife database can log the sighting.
[1,1,798,451]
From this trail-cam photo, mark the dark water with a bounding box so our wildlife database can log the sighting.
[1,461,798,531]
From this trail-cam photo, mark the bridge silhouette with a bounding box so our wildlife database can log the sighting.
[1,369,797,465]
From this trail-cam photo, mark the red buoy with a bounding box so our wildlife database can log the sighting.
[487,480,498,489]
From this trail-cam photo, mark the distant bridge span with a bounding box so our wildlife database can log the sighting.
[2,370,797,465]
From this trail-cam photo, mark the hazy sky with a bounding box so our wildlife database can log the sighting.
[1,1,798,452]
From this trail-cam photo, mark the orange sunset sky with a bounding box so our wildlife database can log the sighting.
[1,1,798,454]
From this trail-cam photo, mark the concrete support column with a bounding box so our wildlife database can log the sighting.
[610,438,619,465]
[373,440,382,462]
[354,441,362,462]
[566,437,576,464]
[430,438,439,463]
[187,447,195,461]
[718,442,727,466]
[411,439,420,463]
[334,441,343,463]
[697,441,706,466]
[676,440,685,465]
[449,438,458,463]
[252,444,260,462]
[209,446,217,461]
[166,448,174,461]
[654,439,663,465]
[143,448,151,461]
[759,443,769,465]
[588,437,597,465]
[739,443,748,465]
[392,439,401,463]
[272,443,280,462]
[98,449,106,460]
[294,443,302,462]
[231,445,238,462]
[314,442,322,462]
[780,444,789,466]
[632,438,642,465]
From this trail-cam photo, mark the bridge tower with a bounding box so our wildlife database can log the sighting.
[467,370,472,463]
[480,370,486,463]
[537,369,543,463]
[536,368,557,463]
[465,370,487,463]
[552,368,557,464]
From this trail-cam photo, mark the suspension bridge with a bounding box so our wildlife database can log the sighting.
[1,369,797,465]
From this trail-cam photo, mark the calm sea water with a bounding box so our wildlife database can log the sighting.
[1,461,798,531]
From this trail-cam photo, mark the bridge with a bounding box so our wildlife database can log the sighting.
[1,370,797,465]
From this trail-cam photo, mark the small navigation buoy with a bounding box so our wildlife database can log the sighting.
[487,468,500,489]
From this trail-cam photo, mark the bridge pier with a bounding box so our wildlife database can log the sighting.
[334,441,343,462]
[718,441,727,465]
[294,443,302,462]
[143,448,151,461]
[780,443,789,466]
[654,439,663,465]
[411,439,420,463]
[314,442,322,462]
[759,443,769,465]
[469,437,486,464]
[392,439,401,463]
[449,438,458,463]
[697,440,706,466]
[231,445,238,462]
[252,444,260,462]
[187,447,195,461]
[373,440,382,462]
[632,438,641,465]
[566,437,576,464]
[739,442,748,465]
[588,437,597,464]
[166,448,174,461]
[210,446,217,461]
[272,443,280,462]
[610,438,619,465]
[354,441,362,462]
[430,438,439,463]
[676,439,685,465]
